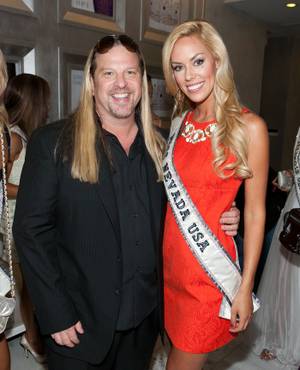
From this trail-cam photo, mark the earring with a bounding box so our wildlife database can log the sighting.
[175,88,185,114]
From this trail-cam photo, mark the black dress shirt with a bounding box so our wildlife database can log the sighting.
[104,129,158,330]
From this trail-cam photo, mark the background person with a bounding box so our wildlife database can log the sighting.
[1,73,50,363]
[0,48,11,370]
[235,166,288,291]
[248,127,300,368]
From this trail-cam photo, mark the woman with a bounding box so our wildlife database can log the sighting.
[161,20,269,369]
[0,49,11,370]
[1,73,50,363]
[248,128,300,369]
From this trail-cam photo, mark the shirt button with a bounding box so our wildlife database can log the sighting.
[135,241,140,247]
[114,289,120,295]
[133,213,138,218]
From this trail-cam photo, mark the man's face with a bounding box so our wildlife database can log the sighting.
[91,45,142,122]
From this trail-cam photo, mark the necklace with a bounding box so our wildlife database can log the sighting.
[181,118,217,144]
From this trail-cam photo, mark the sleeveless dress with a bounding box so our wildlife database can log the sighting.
[163,112,242,353]
[1,125,27,263]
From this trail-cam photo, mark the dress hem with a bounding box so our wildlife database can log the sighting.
[169,331,236,354]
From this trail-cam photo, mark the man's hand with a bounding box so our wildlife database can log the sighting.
[220,204,240,236]
[51,321,84,347]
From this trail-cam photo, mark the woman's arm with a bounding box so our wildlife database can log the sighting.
[6,132,23,199]
[230,112,269,333]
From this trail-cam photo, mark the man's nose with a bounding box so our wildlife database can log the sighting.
[114,73,127,88]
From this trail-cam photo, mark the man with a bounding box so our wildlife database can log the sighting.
[13,35,239,370]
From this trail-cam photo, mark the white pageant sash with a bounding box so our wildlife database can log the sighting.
[293,127,300,205]
[163,113,260,320]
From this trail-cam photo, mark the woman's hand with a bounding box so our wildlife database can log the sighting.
[229,289,253,333]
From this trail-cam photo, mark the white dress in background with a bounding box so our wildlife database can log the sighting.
[249,184,300,368]
[1,125,27,262]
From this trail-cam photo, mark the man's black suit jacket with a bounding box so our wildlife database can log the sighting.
[13,120,166,363]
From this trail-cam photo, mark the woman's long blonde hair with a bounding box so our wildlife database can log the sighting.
[61,35,165,183]
[0,49,8,134]
[162,20,251,179]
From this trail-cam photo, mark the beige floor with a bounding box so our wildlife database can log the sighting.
[8,336,47,370]
[150,335,297,370]
[205,338,296,370]
[8,333,296,370]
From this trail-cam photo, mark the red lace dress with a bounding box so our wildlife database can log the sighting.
[163,112,242,353]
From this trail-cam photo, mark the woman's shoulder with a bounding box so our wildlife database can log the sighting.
[10,125,27,140]
[9,131,23,162]
[240,109,268,139]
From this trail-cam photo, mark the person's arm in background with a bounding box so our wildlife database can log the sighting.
[6,132,23,199]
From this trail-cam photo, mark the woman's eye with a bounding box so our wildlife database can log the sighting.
[195,58,204,66]
[172,65,183,72]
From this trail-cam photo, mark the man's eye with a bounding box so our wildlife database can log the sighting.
[103,71,114,77]
[127,70,137,76]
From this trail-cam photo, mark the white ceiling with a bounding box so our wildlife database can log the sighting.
[225,0,300,34]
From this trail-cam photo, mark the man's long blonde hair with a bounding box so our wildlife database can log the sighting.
[162,20,251,179]
[61,36,165,183]
[0,49,8,134]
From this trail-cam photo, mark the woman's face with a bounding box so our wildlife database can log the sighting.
[170,35,217,107]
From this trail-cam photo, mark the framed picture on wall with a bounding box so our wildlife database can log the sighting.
[93,0,113,17]
[0,0,34,14]
[60,51,87,117]
[151,78,173,118]
[71,0,95,12]
[59,0,125,33]
[71,0,114,17]
[140,0,192,44]
[70,68,84,112]
[148,0,181,33]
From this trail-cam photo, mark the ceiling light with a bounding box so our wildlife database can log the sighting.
[286,2,297,7]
